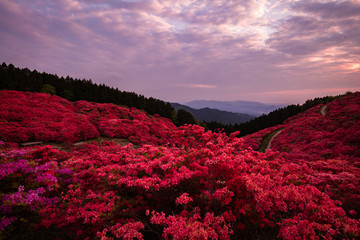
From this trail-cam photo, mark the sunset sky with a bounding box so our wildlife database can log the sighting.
[0,0,359,104]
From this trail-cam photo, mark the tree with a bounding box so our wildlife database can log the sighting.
[175,109,198,126]
[62,90,74,100]
[40,84,56,95]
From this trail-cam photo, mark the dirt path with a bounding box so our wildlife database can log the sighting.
[263,104,326,151]
[20,137,134,150]
[320,105,327,116]
[266,129,284,150]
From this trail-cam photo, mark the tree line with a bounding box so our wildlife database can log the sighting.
[0,62,198,126]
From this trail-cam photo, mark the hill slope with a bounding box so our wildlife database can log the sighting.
[242,92,360,160]
[0,62,195,126]
[0,90,359,240]
[204,95,343,137]
[171,103,254,124]
[0,90,177,145]
[243,92,360,213]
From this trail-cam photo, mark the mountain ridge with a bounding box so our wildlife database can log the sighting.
[170,102,254,125]
[184,99,286,116]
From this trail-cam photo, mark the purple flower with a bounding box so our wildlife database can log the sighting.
[0,205,12,214]
[0,159,29,179]
[0,217,17,231]
[18,186,24,192]
[57,168,74,175]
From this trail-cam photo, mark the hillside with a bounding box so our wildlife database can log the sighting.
[0,62,196,126]
[204,95,342,137]
[0,90,178,145]
[0,90,359,239]
[243,92,360,212]
[242,92,360,160]
[171,103,254,125]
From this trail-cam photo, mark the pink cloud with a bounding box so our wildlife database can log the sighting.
[261,87,360,96]
[187,84,217,89]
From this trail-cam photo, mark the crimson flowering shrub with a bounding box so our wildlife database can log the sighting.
[0,90,99,142]
[75,100,178,145]
[0,90,179,145]
[1,90,359,239]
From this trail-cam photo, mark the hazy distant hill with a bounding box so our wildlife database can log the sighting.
[171,103,254,125]
[185,100,286,116]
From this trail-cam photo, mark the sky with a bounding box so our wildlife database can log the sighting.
[0,0,359,104]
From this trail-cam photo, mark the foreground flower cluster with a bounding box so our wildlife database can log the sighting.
[0,90,359,239]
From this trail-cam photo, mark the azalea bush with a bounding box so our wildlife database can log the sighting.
[0,91,99,143]
[0,90,176,145]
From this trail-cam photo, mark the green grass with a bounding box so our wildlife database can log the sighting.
[259,128,284,153]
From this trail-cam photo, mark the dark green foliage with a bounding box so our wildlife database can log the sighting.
[175,109,198,126]
[0,62,195,125]
[40,84,56,95]
[258,128,284,153]
[61,89,74,100]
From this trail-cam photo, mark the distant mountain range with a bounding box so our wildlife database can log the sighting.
[184,100,286,116]
[171,103,254,125]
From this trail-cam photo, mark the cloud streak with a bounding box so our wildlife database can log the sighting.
[0,0,359,104]
[179,84,217,89]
